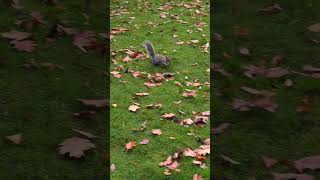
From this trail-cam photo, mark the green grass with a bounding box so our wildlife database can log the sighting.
[0,1,107,179]
[214,0,320,179]
[110,0,210,179]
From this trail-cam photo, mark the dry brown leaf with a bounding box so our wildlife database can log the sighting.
[193,174,204,180]
[58,136,95,158]
[125,141,136,151]
[6,133,22,144]
[151,129,162,135]
[211,123,231,134]
[161,113,176,119]
[110,164,116,172]
[294,155,320,173]
[128,104,140,112]
[308,23,320,33]
[11,40,37,52]
[139,139,150,145]
[1,30,31,41]
[182,90,197,97]
[239,47,250,56]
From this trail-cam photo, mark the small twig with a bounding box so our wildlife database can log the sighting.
[291,70,312,77]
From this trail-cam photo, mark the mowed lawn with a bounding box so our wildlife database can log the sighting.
[0,1,107,179]
[110,0,210,179]
[214,0,320,179]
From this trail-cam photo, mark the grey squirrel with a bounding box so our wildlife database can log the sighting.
[142,41,171,67]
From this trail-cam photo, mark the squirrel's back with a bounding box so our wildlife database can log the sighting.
[143,40,156,59]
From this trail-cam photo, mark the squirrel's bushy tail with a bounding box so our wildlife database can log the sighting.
[143,41,156,59]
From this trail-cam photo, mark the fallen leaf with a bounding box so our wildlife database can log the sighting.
[30,11,46,24]
[125,141,136,151]
[212,123,231,134]
[160,156,173,166]
[128,104,140,112]
[11,40,37,52]
[239,47,250,56]
[6,133,22,144]
[295,155,320,173]
[213,32,224,41]
[284,79,293,87]
[151,129,162,135]
[135,92,149,97]
[58,136,95,158]
[183,148,196,157]
[193,174,204,180]
[262,156,278,168]
[110,164,116,172]
[308,23,320,33]
[182,90,197,97]
[303,65,320,72]
[161,113,176,119]
[139,139,149,145]
[1,30,31,40]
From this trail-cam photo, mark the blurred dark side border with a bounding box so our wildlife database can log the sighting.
[106,0,111,179]
[209,0,214,178]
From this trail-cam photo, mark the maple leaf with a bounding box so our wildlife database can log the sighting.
[1,30,31,41]
[125,141,136,151]
[167,161,179,170]
[58,136,95,158]
[183,148,196,157]
[151,129,162,135]
[11,40,37,52]
[122,55,131,63]
[294,155,320,173]
[161,113,176,119]
[128,104,140,112]
[77,99,109,108]
[272,173,314,180]
[6,133,22,144]
[132,71,141,78]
